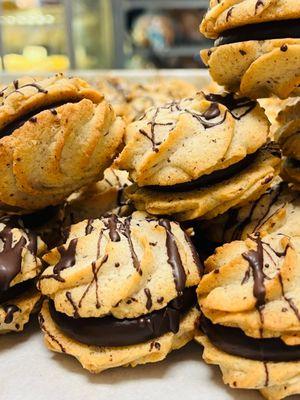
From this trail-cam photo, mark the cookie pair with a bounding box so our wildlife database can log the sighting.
[196,182,300,399]
[117,91,281,221]
[0,74,125,213]
[200,0,300,99]
[0,216,46,333]
[38,212,202,372]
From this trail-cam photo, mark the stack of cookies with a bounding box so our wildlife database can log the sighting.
[196,1,300,399]
[0,4,299,397]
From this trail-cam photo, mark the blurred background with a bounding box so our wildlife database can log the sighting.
[0,0,211,73]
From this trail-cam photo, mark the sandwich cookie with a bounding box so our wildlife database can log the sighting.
[38,212,202,372]
[117,92,280,221]
[195,188,300,399]
[0,74,125,213]
[0,216,46,333]
[200,1,300,98]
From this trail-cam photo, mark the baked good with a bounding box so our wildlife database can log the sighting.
[195,186,300,399]
[198,179,295,244]
[275,98,300,186]
[65,167,133,223]
[38,212,202,372]
[0,74,125,213]
[0,215,46,333]
[200,1,300,98]
[117,92,280,221]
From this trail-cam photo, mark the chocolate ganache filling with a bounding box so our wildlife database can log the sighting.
[0,99,81,139]
[0,278,35,303]
[201,315,300,362]
[216,18,300,47]
[49,286,197,347]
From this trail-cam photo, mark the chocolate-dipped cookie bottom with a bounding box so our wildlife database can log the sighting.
[201,315,300,362]
[216,18,300,47]
[49,287,197,347]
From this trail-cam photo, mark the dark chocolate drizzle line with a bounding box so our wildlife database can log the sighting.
[0,228,27,292]
[3,304,20,324]
[38,313,66,353]
[216,18,300,46]
[200,315,300,363]
[255,0,264,13]
[119,217,142,275]
[103,214,121,242]
[204,93,256,120]
[144,288,153,311]
[39,239,78,283]
[66,292,80,319]
[159,220,186,296]
[242,235,266,336]
[264,363,269,387]
[278,273,300,322]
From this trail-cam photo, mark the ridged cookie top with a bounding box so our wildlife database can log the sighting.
[198,190,300,343]
[0,80,125,211]
[275,98,300,159]
[201,0,300,39]
[0,216,46,291]
[0,74,103,134]
[201,180,296,243]
[117,92,270,187]
[38,212,202,319]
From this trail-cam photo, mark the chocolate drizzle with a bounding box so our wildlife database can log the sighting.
[242,236,266,309]
[103,214,121,242]
[49,286,196,347]
[3,304,20,324]
[204,93,256,120]
[38,313,66,353]
[85,219,94,236]
[278,274,300,322]
[159,220,186,295]
[144,288,153,310]
[0,228,27,292]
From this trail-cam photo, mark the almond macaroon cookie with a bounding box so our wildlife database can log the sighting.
[195,187,300,399]
[0,215,46,334]
[38,212,202,373]
[117,92,281,221]
[0,74,125,213]
[200,0,300,99]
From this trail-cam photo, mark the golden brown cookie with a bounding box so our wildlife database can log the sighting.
[38,212,202,372]
[0,74,125,213]
[195,185,300,399]
[0,215,46,333]
[201,39,300,99]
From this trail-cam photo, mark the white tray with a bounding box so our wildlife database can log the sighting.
[1,69,260,400]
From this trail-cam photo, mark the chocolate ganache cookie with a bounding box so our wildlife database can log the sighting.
[275,99,300,186]
[0,74,125,213]
[195,187,300,399]
[0,216,46,333]
[38,212,202,372]
[117,92,280,221]
[200,1,300,99]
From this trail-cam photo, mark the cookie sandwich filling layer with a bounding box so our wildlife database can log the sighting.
[215,18,300,47]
